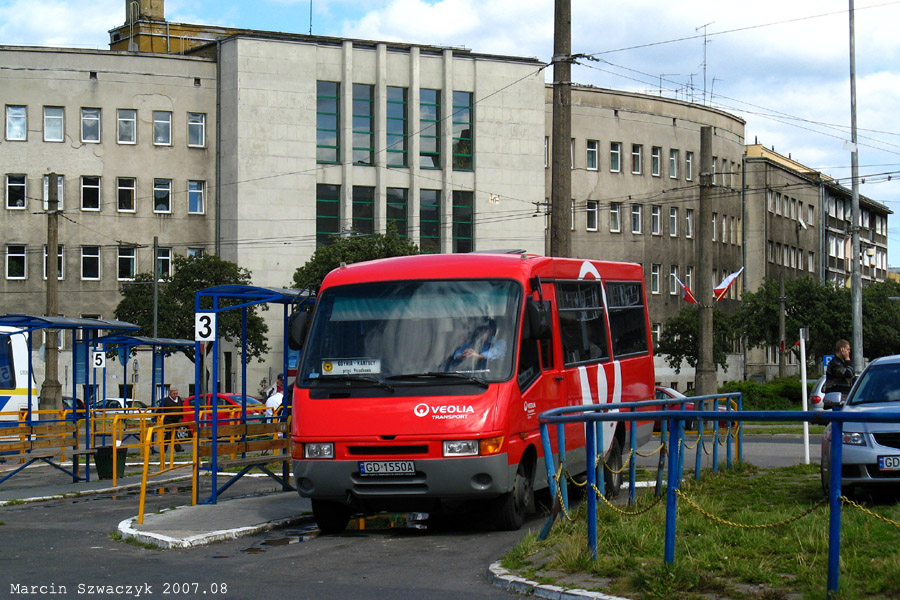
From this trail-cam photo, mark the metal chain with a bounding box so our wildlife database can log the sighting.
[636,441,665,457]
[675,488,827,529]
[841,496,900,528]
[592,483,665,516]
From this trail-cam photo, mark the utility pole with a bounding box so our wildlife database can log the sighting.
[696,127,716,395]
[549,0,572,257]
[849,0,863,373]
[40,173,62,412]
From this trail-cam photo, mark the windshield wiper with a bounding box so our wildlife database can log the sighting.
[308,374,394,392]
[386,372,489,389]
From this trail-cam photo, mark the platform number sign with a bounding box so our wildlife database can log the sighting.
[92,351,106,369]
[195,312,216,342]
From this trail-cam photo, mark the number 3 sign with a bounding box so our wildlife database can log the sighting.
[195,312,216,342]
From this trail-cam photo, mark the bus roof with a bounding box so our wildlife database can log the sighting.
[320,253,644,289]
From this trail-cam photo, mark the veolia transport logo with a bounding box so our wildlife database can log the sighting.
[414,403,429,417]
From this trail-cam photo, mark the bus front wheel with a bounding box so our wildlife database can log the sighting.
[311,499,351,534]
[493,461,534,531]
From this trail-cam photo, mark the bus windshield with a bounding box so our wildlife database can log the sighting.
[300,279,522,386]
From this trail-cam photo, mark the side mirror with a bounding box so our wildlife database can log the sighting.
[823,391,844,410]
[524,299,552,341]
[287,311,308,351]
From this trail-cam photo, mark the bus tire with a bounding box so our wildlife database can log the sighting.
[312,499,351,534]
[493,461,534,531]
[604,435,623,499]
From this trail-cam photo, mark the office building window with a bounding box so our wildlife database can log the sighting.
[153,178,171,213]
[81,107,100,142]
[316,183,340,247]
[81,246,100,280]
[669,149,679,178]
[386,188,408,237]
[651,146,661,176]
[43,245,64,280]
[452,91,473,171]
[650,264,660,294]
[386,87,408,167]
[610,202,621,233]
[352,186,374,234]
[711,212,717,241]
[6,174,26,209]
[685,151,693,181]
[452,191,474,253]
[118,246,136,281]
[586,140,599,170]
[685,208,694,238]
[685,266,693,291]
[187,248,205,259]
[156,247,172,280]
[6,244,26,279]
[118,109,137,144]
[651,205,661,235]
[117,177,136,212]
[81,176,100,211]
[187,112,206,147]
[544,137,549,168]
[631,204,642,234]
[352,84,374,166]
[669,265,678,295]
[317,81,340,164]
[6,105,26,140]
[669,207,678,237]
[153,110,172,145]
[420,189,441,253]
[42,174,64,210]
[420,89,441,169]
[570,139,574,169]
[44,106,64,142]
[586,200,598,231]
[808,251,815,273]
[188,180,205,214]
[632,144,642,174]
[609,142,622,173]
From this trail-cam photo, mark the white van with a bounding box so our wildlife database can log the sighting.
[0,326,38,422]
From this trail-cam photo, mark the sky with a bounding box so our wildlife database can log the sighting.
[3,0,900,265]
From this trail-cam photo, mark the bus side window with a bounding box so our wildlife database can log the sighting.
[517,339,540,390]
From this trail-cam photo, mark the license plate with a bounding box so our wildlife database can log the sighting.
[359,460,415,476]
[878,456,900,471]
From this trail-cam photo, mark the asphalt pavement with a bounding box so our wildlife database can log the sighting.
[0,432,821,600]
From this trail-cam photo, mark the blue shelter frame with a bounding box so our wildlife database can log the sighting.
[193,285,312,504]
[0,314,139,482]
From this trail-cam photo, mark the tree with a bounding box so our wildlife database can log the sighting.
[862,279,900,359]
[292,225,419,290]
[656,306,733,374]
[115,254,269,363]
[735,277,850,364]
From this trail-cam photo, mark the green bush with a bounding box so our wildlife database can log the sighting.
[719,378,802,411]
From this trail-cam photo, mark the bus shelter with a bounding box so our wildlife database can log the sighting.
[193,285,312,504]
[0,314,139,482]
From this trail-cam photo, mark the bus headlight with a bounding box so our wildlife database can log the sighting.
[303,442,334,458]
[443,440,479,457]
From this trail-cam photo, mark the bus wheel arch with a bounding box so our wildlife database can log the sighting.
[603,427,625,499]
[311,499,351,534]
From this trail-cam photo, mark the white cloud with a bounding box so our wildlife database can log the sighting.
[0,0,119,48]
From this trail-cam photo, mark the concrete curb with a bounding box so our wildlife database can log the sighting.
[487,562,632,600]
[118,508,311,549]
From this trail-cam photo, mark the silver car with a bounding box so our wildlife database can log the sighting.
[820,355,900,495]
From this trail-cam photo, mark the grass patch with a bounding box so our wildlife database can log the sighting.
[503,463,900,599]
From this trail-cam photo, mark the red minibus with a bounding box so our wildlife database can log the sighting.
[288,253,655,533]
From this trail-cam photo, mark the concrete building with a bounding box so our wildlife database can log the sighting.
[742,145,890,380]
[551,86,747,390]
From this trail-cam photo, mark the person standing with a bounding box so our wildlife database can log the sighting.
[162,387,185,452]
[265,373,284,418]
[824,340,855,397]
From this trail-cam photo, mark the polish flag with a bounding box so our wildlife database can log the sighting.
[714,267,744,301]
[674,275,696,304]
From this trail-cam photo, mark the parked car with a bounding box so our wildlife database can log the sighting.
[808,375,827,412]
[654,386,731,432]
[92,398,147,412]
[180,393,266,434]
[820,355,900,496]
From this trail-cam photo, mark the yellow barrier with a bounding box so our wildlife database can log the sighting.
[137,422,199,524]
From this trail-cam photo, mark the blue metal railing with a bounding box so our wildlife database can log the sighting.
[538,396,900,597]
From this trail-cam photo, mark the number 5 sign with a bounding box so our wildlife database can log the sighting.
[92,351,106,369]
[195,312,216,342]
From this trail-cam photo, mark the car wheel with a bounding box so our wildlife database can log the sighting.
[492,460,534,531]
[604,435,624,499]
[175,426,190,441]
[311,499,351,534]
